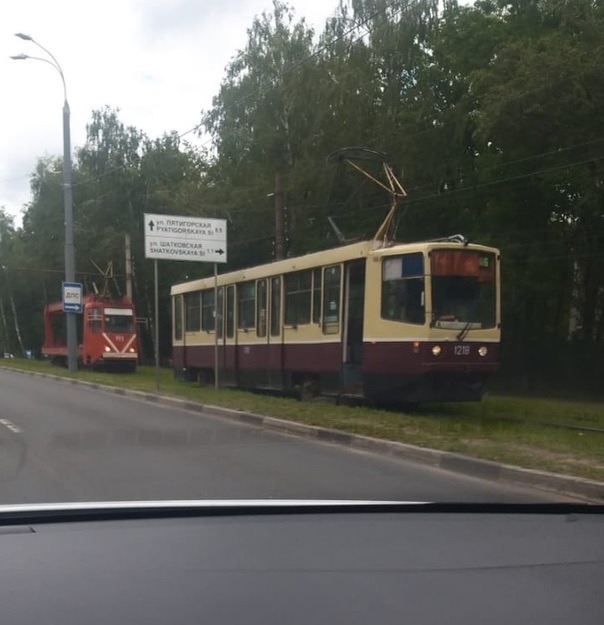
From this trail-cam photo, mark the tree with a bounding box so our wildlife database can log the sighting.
[5,0,604,392]
[202,1,321,259]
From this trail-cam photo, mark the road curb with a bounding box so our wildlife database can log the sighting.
[6,367,604,502]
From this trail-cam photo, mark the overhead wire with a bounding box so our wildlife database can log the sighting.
[317,151,604,226]
[209,132,603,219]
[61,0,409,192]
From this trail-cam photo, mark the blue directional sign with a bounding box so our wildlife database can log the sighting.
[62,282,83,313]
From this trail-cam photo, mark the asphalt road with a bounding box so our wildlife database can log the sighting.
[0,368,572,504]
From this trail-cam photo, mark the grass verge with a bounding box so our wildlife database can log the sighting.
[2,359,603,482]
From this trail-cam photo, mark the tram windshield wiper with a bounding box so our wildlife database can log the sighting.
[456,320,473,341]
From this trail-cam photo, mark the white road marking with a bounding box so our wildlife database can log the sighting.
[0,419,22,434]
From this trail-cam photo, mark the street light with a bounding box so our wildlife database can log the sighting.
[11,33,77,373]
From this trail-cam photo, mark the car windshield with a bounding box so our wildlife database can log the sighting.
[0,0,600,515]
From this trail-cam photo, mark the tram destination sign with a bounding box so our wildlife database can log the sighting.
[144,213,227,263]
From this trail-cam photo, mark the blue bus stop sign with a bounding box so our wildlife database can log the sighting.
[62,282,83,313]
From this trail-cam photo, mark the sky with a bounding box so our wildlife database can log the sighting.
[0,0,339,225]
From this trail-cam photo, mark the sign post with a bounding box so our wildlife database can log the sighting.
[214,263,218,389]
[154,260,159,391]
[144,214,227,390]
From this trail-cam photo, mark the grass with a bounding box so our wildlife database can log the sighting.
[422,395,604,428]
[2,358,603,482]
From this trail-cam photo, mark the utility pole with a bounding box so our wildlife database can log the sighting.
[274,171,285,261]
[12,34,77,372]
[125,233,133,300]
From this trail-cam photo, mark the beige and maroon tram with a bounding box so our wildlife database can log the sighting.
[170,236,500,404]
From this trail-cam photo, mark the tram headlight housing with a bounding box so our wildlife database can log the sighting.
[478,346,488,357]
[431,345,442,357]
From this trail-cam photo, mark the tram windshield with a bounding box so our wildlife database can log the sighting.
[104,308,135,333]
[431,250,496,330]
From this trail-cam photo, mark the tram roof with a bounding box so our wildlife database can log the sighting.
[170,238,499,295]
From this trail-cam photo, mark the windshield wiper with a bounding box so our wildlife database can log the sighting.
[456,320,473,341]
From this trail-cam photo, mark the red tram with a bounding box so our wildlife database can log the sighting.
[42,294,138,372]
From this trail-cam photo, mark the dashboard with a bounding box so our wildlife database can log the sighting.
[0,501,602,624]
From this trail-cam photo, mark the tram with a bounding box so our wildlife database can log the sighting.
[42,294,138,372]
[170,151,500,403]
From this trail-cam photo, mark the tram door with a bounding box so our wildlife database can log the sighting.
[342,260,366,394]
[255,278,270,388]
[216,286,225,381]
[222,285,237,386]
[267,276,284,389]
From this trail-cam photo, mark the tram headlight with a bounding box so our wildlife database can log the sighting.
[478,346,488,357]
[104,346,111,353]
[431,345,442,357]
[129,348,136,353]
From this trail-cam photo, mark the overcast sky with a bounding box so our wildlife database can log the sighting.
[0,0,338,225]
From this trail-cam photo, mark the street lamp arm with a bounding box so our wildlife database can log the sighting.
[12,34,68,103]
[11,53,59,73]
[28,39,67,102]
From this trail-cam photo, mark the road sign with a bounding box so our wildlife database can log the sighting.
[62,282,83,313]
[144,213,227,263]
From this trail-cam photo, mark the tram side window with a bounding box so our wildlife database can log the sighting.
[312,268,322,324]
[201,290,215,332]
[174,296,183,341]
[322,265,341,335]
[270,277,281,336]
[216,287,224,339]
[226,286,235,338]
[88,307,102,333]
[381,253,425,325]
[284,270,312,326]
[185,292,201,332]
[238,281,256,330]
[257,279,268,337]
